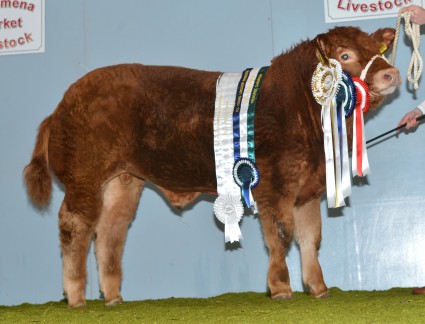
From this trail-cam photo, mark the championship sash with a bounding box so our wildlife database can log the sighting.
[213,67,267,242]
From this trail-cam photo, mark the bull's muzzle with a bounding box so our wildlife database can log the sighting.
[374,66,401,95]
[360,55,401,96]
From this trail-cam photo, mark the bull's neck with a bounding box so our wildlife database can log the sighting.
[263,40,357,150]
[266,40,325,144]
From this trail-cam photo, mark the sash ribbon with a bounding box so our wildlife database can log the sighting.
[214,67,268,242]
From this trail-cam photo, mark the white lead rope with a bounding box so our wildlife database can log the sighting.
[391,9,423,90]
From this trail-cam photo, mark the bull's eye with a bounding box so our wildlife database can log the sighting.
[341,53,349,60]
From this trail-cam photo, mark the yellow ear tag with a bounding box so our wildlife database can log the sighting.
[378,42,388,54]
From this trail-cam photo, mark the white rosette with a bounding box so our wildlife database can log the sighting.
[311,59,345,208]
[213,193,244,243]
[214,72,245,243]
[311,59,342,106]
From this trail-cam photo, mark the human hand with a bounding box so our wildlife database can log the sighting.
[402,5,425,25]
[397,107,423,131]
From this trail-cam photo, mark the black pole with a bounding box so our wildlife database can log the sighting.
[366,114,425,145]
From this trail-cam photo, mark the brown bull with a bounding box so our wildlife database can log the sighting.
[24,26,401,307]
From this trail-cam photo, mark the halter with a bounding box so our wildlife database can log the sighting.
[360,54,389,81]
[315,35,389,83]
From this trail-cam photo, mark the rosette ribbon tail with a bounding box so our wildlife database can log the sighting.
[224,219,243,243]
[331,99,345,207]
[233,158,259,212]
[322,104,337,208]
[340,103,351,198]
[241,180,257,213]
[335,87,351,200]
[352,78,371,177]
[332,99,349,206]
[242,180,251,209]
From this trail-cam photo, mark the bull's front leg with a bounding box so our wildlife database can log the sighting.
[293,197,329,298]
[257,198,296,300]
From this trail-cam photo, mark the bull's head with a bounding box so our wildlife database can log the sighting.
[316,27,401,108]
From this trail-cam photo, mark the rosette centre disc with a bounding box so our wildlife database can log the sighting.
[311,58,342,106]
[239,165,253,183]
[224,204,235,216]
[324,73,333,90]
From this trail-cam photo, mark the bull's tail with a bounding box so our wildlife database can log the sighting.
[23,116,53,208]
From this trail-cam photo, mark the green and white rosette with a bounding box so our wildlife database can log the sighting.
[311,58,350,208]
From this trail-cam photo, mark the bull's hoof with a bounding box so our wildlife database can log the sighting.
[271,293,294,300]
[68,301,87,308]
[310,289,330,299]
[105,297,123,307]
[412,287,425,295]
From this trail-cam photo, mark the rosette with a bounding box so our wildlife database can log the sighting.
[352,78,370,113]
[213,194,244,243]
[351,77,371,177]
[232,157,260,209]
[233,158,260,187]
[336,71,356,117]
[311,58,343,106]
[333,71,352,203]
[313,59,349,208]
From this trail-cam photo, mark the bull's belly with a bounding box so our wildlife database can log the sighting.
[132,148,218,193]
[130,149,219,209]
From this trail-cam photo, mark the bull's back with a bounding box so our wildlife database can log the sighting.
[48,64,221,191]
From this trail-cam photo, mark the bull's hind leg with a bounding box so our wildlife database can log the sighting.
[258,197,296,300]
[293,197,328,298]
[59,188,100,308]
[94,173,144,306]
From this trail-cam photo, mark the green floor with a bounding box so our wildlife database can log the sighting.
[1,288,424,323]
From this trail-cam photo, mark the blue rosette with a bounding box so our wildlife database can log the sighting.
[232,157,260,208]
[336,70,356,117]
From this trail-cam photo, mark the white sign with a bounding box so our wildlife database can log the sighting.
[0,0,44,56]
[325,0,424,23]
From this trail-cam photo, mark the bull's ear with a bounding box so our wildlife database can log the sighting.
[370,28,396,53]
[315,34,330,65]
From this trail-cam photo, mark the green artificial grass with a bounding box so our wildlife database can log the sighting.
[1,288,424,323]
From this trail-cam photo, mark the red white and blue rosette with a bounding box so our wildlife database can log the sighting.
[352,77,371,177]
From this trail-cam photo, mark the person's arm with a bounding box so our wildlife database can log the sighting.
[417,100,425,115]
[398,99,425,130]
